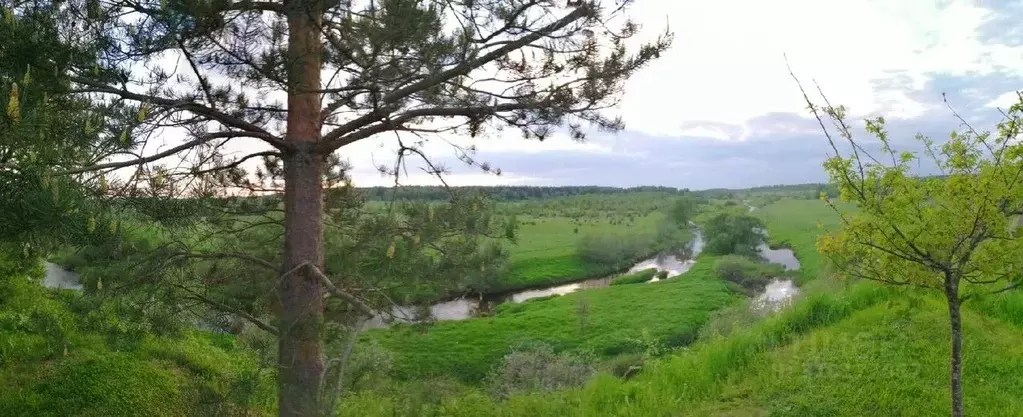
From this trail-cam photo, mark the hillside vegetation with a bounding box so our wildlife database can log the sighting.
[8,189,1023,416]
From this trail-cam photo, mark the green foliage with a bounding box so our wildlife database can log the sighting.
[338,281,896,417]
[21,353,185,417]
[701,212,765,257]
[815,97,1023,298]
[338,339,395,393]
[669,195,699,225]
[609,268,657,286]
[497,198,670,291]
[576,232,655,270]
[0,251,274,416]
[713,255,785,291]
[367,259,736,383]
[804,91,1023,416]
[756,199,848,284]
[326,191,512,304]
[485,343,594,399]
[681,297,1023,416]
[359,186,685,202]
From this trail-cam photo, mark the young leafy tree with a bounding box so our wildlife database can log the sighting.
[702,212,764,257]
[803,80,1023,416]
[37,0,671,414]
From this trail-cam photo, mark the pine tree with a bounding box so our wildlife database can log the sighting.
[9,0,672,414]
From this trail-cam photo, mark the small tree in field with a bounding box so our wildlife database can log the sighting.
[802,79,1023,417]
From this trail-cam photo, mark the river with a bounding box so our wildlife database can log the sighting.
[365,227,803,327]
[41,222,802,328]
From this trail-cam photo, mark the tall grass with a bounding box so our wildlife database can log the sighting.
[341,280,895,416]
[366,258,736,383]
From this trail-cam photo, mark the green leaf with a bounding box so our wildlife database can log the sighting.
[7,82,20,123]
[137,103,149,122]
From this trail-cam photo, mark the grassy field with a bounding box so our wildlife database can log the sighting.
[29,189,1023,416]
[756,198,851,284]
[499,212,666,290]
[682,296,1023,416]
[344,193,1023,416]
[367,257,737,383]
[345,282,1023,417]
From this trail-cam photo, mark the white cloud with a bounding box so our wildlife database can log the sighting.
[986,91,1023,110]
[110,1,1023,189]
[615,0,1023,139]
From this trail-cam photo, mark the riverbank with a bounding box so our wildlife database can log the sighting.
[365,228,705,327]
[367,256,738,383]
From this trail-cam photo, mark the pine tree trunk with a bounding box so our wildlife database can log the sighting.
[946,281,964,417]
[280,1,325,415]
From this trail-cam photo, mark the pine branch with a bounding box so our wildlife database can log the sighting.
[319,5,591,149]
[63,131,271,174]
[70,77,291,150]
[322,102,544,151]
[171,251,279,271]
[190,151,281,176]
[179,286,279,336]
[305,263,374,315]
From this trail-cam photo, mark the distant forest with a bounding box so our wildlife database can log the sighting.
[355,183,837,201]
[357,185,686,201]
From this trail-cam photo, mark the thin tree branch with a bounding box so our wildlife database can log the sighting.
[63,131,260,174]
[70,76,291,150]
[320,101,550,152]
[319,5,592,148]
[180,287,279,336]
[305,264,373,315]
[173,251,279,271]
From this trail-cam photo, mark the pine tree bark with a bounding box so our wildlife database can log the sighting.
[279,1,326,415]
[945,276,965,417]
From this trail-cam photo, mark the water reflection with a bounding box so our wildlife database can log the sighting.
[752,279,799,313]
[43,262,82,290]
[757,243,800,270]
[366,230,706,328]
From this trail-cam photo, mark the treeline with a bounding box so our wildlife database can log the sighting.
[694,183,839,200]
[358,185,685,201]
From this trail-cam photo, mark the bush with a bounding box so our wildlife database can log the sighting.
[655,270,669,280]
[697,302,761,340]
[577,232,654,269]
[610,268,657,286]
[485,344,594,399]
[713,255,783,291]
[702,213,765,257]
[605,353,645,379]
[341,339,394,393]
[11,353,186,417]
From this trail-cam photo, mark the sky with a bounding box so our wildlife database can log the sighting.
[338,0,1023,190]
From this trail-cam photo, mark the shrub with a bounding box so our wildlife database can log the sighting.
[577,232,654,269]
[713,255,783,291]
[15,353,186,417]
[342,339,394,393]
[485,344,594,399]
[697,302,761,340]
[605,353,645,379]
[702,213,765,257]
[610,268,657,286]
[655,270,669,280]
